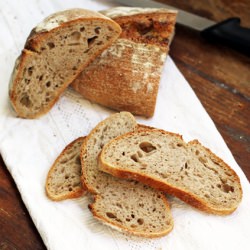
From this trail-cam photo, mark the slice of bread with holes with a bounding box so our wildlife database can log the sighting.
[71,7,177,117]
[99,128,242,215]
[81,112,173,238]
[9,8,121,118]
[46,137,86,201]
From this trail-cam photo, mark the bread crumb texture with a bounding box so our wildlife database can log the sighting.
[100,129,242,215]
[9,9,121,118]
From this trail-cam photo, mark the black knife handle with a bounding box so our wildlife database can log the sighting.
[201,18,250,56]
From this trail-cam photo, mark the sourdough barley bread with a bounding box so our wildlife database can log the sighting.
[9,8,121,118]
[71,7,177,117]
[99,129,243,215]
[46,137,86,201]
[81,112,173,237]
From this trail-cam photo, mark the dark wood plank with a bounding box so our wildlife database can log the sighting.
[0,156,46,250]
[157,0,250,26]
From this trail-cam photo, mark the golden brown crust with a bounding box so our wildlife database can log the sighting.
[46,187,84,202]
[100,162,238,215]
[136,123,157,131]
[71,9,177,117]
[45,137,86,201]
[25,17,119,52]
[99,129,242,215]
[25,9,114,51]
[71,40,163,117]
[113,12,176,47]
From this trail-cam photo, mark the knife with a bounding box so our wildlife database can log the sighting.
[115,0,250,56]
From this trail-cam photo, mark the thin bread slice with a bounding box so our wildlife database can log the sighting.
[9,8,121,118]
[81,112,173,237]
[99,129,243,215]
[71,7,177,117]
[46,137,86,201]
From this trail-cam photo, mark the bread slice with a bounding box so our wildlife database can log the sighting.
[81,112,173,237]
[99,129,243,215]
[46,137,86,201]
[9,8,121,118]
[71,7,177,117]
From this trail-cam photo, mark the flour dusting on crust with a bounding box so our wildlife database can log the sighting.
[100,6,177,19]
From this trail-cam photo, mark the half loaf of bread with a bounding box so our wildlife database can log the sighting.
[99,129,242,215]
[46,137,86,201]
[71,7,177,117]
[9,8,121,118]
[81,112,173,237]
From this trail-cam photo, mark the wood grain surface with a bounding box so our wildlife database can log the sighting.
[0,1,249,249]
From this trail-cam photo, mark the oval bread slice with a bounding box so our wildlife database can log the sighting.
[9,8,121,118]
[46,137,86,201]
[99,129,243,215]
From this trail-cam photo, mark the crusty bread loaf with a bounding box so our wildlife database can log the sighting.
[46,137,86,201]
[9,8,121,118]
[99,129,243,215]
[81,112,173,237]
[71,7,177,117]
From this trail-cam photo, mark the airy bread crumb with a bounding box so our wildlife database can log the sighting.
[9,8,121,118]
[100,128,242,215]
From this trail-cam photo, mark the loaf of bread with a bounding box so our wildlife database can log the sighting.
[81,112,173,237]
[9,8,121,118]
[46,137,86,201]
[71,7,177,117]
[99,128,242,215]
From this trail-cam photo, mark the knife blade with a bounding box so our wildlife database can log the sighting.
[115,0,250,56]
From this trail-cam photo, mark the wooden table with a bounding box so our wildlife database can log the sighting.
[0,1,249,249]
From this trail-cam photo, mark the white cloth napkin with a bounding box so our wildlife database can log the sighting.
[0,0,250,249]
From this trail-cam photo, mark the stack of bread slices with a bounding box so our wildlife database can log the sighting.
[46,112,242,238]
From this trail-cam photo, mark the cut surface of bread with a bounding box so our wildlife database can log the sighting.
[71,7,177,117]
[46,137,86,201]
[81,112,173,237]
[99,129,242,215]
[9,8,121,118]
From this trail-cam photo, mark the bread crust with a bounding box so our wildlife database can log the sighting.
[46,137,86,201]
[9,9,121,118]
[71,8,177,117]
[99,129,243,215]
[25,9,117,51]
